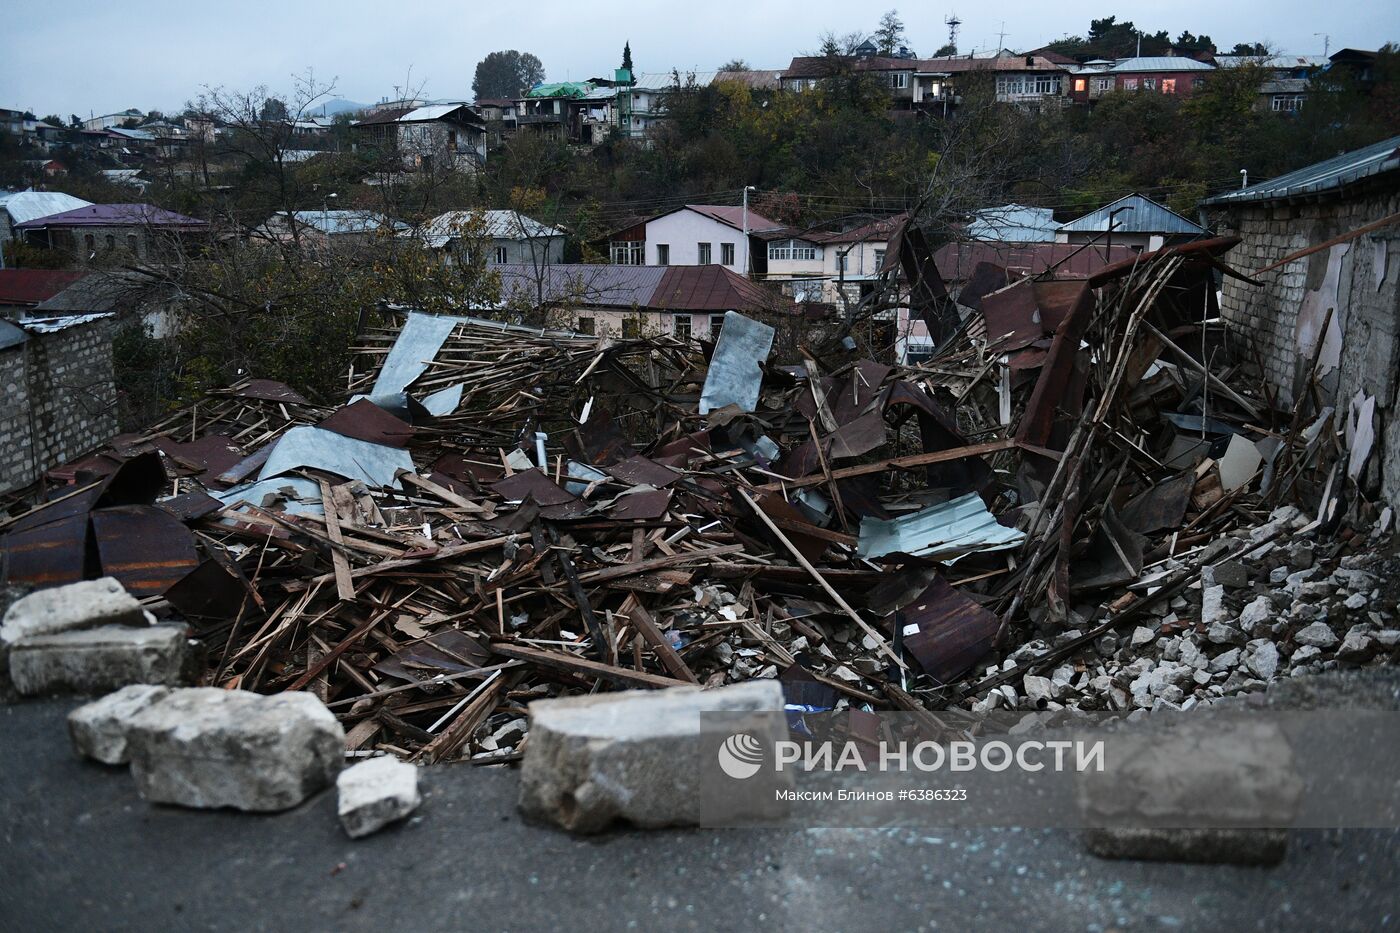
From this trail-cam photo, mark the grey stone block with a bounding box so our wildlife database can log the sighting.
[127,688,344,812]
[9,625,189,696]
[337,756,421,838]
[67,684,173,764]
[1,578,147,696]
[518,681,788,833]
[1083,827,1287,865]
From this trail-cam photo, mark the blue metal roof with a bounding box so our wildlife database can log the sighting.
[1057,193,1207,235]
[1106,57,1215,73]
[967,204,1058,242]
[1202,134,1400,206]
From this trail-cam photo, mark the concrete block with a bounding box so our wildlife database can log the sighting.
[337,756,421,838]
[518,681,788,833]
[67,684,173,764]
[1,578,147,696]
[9,625,189,696]
[127,688,344,812]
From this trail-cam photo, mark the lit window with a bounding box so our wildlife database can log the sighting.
[698,242,712,264]
[656,244,669,265]
[721,242,735,265]
[1161,78,1176,94]
[1074,78,1087,92]
[674,314,692,340]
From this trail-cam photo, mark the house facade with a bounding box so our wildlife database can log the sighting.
[1056,193,1209,251]
[641,204,781,273]
[759,214,904,304]
[13,203,208,264]
[1101,56,1214,97]
[493,263,789,340]
[352,103,487,172]
[416,210,565,265]
[1203,135,1400,503]
[255,210,406,249]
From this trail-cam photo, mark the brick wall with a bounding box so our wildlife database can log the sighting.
[1215,185,1400,502]
[0,318,118,494]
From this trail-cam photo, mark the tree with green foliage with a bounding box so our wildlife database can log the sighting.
[719,59,751,72]
[472,50,547,100]
[622,42,633,73]
[874,9,905,56]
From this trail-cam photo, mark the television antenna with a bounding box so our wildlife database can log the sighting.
[944,13,961,51]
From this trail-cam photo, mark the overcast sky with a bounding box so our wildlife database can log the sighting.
[4,0,1394,118]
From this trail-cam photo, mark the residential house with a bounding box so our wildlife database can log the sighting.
[918,53,1071,109]
[415,210,566,265]
[492,263,789,339]
[1202,134,1400,501]
[1327,48,1382,86]
[474,99,519,146]
[758,213,906,304]
[1055,193,1209,251]
[1065,60,1117,104]
[1100,56,1214,97]
[0,108,37,144]
[966,204,1058,242]
[579,71,674,143]
[255,210,406,249]
[642,204,782,273]
[780,55,921,110]
[82,109,145,131]
[514,83,597,144]
[352,103,487,172]
[0,269,86,314]
[0,190,93,245]
[1215,54,1327,113]
[14,203,209,264]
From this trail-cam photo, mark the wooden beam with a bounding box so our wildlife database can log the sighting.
[755,438,1017,491]
[491,641,692,689]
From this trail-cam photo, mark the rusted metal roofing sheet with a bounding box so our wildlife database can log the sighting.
[897,576,1001,685]
[90,505,200,597]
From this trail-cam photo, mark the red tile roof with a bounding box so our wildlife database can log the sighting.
[0,269,86,306]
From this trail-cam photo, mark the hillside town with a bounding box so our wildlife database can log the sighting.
[2,6,1400,931]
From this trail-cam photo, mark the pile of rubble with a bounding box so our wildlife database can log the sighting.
[1,224,1393,782]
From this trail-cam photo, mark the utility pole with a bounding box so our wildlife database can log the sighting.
[995,22,1007,53]
[1314,33,1331,57]
[1106,204,1135,257]
[742,185,755,275]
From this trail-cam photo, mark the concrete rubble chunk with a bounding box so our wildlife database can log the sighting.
[1,578,149,696]
[1238,596,1274,636]
[518,681,789,833]
[127,688,344,811]
[1246,643,1280,681]
[337,755,421,838]
[1022,674,1054,707]
[9,625,189,697]
[67,684,172,764]
[1200,585,1230,627]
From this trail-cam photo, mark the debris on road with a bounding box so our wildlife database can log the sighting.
[67,683,172,765]
[337,755,422,838]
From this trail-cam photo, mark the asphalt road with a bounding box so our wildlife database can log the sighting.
[2,697,1398,932]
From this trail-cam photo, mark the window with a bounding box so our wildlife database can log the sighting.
[837,252,848,272]
[767,239,817,262]
[1272,94,1304,112]
[577,316,595,335]
[889,72,908,89]
[697,242,712,264]
[1033,75,1060,94]
[1074,78,1087,92]
[621,317,641,338]
[1141,78,1156,90]
[83,234,94,251]
[127,234,138,253]
[610,240,643,265]
[1095,77,1113,92]
[710,314,725,340]
[874,248,887,269]
[656,243,669,265]
[1161,78,1176,94]
[997,76,1025,96]
[674,314,692,341]
[104,234,115,249]
[493,246,508,264]
[1123,78,1138,90]
[720,242,735,265]
[788,279,824,302]
[1193,77,1206,89]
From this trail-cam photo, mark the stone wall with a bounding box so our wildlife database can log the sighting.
[0,318,118,494]
[1214,183,1400,503]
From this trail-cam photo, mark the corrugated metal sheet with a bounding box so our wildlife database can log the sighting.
[495,264,666,308]
[370,311,462,396]
[1203,134,1400,206]
[13,203,205,229]
[0,190,92,226]
[287,210,404,235]
[1106,57,1215,73]
[258,426,414,488]
[1057,194,1207,235]
[966,204,1058,242]
[415,210,564,247]
[856,493,1025,562]
[698,311,774,414]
